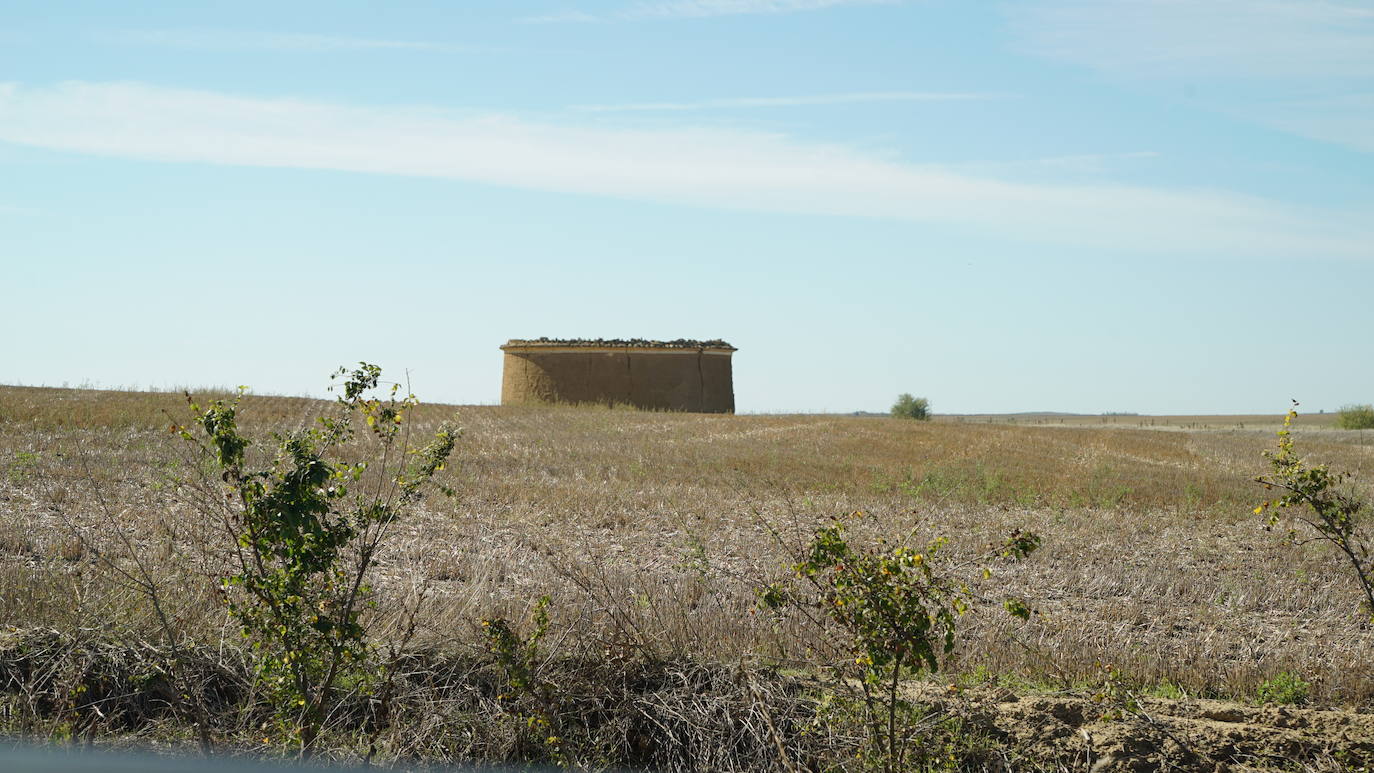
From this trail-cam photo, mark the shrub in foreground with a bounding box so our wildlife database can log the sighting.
[1256,403,1374,620]
[760,512,1039,772]
[174,363,457,758]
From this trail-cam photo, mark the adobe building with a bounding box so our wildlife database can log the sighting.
[500,338,736,413]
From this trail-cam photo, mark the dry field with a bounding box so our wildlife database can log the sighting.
[2,384,1373,768]
[939,412,1349,432]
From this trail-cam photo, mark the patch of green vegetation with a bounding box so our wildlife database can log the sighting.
[759,512,1039,772]
[1257,404,1374,620]
[175,363,457,759]
[1070,464,1134,509]
[891,394,931,421]
[1144,681,1188,701]
[1256,671,1310,706]
[955,666,1056,694]
[885,463,1037,506]
[1336,404,1374,430]
[7,451,39,484]
[809,690,1003,773]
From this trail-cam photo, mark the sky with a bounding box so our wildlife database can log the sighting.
[1,0,1372,414]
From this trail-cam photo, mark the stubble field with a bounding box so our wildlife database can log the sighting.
[1,384,1372,769]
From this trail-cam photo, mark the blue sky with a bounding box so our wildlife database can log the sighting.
[2,0,1372,413]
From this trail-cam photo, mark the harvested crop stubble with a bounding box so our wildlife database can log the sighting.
[2,386,1374,765]
[2,629,1369,770]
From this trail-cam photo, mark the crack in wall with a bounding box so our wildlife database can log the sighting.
[696,350,705,413]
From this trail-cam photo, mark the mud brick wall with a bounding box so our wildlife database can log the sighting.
[500,343,735,413]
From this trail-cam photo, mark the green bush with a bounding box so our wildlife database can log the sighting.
[176,363,457,758]
[759,513,1039,772]
[1256,403,1374,621]
[1336,404,1374,430]
[483,596,566,763]
[1256,671,1310,706]
[890,394,930,421]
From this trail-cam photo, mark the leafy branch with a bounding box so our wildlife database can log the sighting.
[173,363,457,758]
[1255,402,1374,619]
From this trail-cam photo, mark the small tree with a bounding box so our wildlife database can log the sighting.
[482,596,567,763]
[1256,403,1374,620]
[890,394,930,421]
[174,363,457,758]
[1336,404,1374,430]
[759,514,1039,772]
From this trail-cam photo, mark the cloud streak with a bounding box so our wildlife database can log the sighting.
[952,151,1163,178]
[1011,0,1374,78]
[519,11,600,23]
[626,0,898,19]
[570,91,994,112]
[1265,93,1374,154]
[0,81,1367,259]
[99,28,450,53]
[522,0,896,22]
[1009,1,1374,153]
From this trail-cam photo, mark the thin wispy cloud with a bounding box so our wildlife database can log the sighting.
[1009,1,1374,152]
[955,151,1162,177]
[1011,0,1374,79]
[99,28,450,53]
[1266,93,1374,154]
[521,0,896,22]
[571,91,993,112]
[518,11,600,23]
[1017,150,1160,166]
[0,81,1367,259]
[627,0,898,19]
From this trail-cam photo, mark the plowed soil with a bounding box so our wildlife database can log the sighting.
[917,684,1374,771]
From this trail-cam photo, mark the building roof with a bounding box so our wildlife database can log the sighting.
[502,337,736,351]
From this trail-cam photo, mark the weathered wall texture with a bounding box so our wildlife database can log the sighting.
[500,340,735,413]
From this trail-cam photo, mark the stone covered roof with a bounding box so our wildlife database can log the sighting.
[503,338,736,351]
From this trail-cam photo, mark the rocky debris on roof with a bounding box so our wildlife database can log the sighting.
[503,338,736,350]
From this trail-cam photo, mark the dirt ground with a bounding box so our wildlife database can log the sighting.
[899,683,1374,771]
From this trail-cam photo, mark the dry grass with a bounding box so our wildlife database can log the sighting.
[2,384,1373,765]
[941,411,1344,431]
